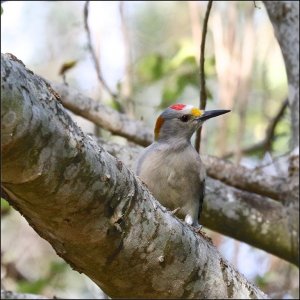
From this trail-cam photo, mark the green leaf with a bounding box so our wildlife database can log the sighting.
[58,60,78,75]
[137,54,167,82]
[17,279,48,294]
[1,197,11,215]
[1,198,9,208]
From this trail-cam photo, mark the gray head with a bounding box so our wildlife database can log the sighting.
[154,103,230,143]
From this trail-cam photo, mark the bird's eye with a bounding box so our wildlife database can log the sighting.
[179,115,190,122]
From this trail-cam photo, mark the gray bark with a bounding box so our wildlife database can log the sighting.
[204,155,296,203]
[264,1,299,148]
[1,53,268,298]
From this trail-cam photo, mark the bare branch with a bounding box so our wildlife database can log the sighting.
[264,99,289,151]
[195,0,213,153]
[253,1,261,9]
[83,1,124,112]
[51,82,153,147]
[204,155,288,202]
[223,99,288,158]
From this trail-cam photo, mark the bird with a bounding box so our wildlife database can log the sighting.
[136,103,230,228]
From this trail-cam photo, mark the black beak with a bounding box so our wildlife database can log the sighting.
[197,109,230,121]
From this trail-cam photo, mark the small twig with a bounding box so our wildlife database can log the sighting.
[253,1,261,9]
[83,1,124,112]
[222,99,289,158]
[195,0,213,153]
[62,74,68,86]
[264,99,288,151]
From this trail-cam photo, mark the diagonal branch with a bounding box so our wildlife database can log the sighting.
[1,53,268,299]
[195,0,213,153]
[264,99,289,151]
[51,82,152,147]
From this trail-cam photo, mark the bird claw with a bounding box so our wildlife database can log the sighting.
[194,225,203,233]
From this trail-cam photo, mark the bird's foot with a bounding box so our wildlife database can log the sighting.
[194,224,203,233]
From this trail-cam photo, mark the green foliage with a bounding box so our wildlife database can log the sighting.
[58,60,78,76]
[17,278,49,294]
[161,71,198,108]
[17,262,68,294]
[1,197,9,208]
[137,41,215,109]
[137,54,167,82]
[1,197,11,215]
[255,271,278,289]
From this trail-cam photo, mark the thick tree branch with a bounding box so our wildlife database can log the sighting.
[1,54,268,298]
[203,178,298,267]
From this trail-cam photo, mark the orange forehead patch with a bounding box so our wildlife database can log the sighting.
[154,116,164,140]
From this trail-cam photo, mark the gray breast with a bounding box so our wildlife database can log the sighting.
[136,142,206,217]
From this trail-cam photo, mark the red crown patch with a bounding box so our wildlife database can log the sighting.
[170,104,186,111]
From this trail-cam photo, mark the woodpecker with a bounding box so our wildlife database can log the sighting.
[136,103,230,228]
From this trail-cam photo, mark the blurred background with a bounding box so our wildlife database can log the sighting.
[1,1,298,299]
